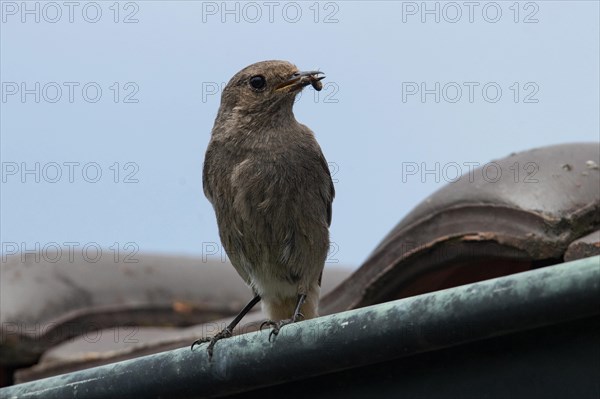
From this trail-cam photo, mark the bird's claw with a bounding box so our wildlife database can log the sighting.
[261,316,303,342]
[190,337,210,351]
[260,320,277,331]
[259,320,279,341]
[191,328,233,360]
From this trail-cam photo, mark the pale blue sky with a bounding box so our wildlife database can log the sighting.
[1,1,599,267]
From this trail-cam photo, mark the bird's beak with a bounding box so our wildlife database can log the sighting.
[275,70,325,92]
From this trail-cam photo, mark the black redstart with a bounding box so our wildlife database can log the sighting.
[193,60,334,358]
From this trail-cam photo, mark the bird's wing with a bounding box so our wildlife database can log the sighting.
[317,148,334,289]
[319,152,335,227]
[205,143,257,287]
[202,144,215,203]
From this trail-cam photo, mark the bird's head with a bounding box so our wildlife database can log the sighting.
[216,60,324,122]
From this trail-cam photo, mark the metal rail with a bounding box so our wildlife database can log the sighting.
[2,256,599,399]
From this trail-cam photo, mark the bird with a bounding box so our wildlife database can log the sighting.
[192,60,334,358]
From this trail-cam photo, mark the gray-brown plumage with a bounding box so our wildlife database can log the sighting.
[193,60,334,357]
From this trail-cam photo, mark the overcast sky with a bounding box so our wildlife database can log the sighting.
[1,1,598,268]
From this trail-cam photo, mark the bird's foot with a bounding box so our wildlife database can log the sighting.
[191,328,233,360]
[260,313,304,342]
[259,319,280,341]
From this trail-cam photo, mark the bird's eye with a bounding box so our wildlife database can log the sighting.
[249,75,267,91]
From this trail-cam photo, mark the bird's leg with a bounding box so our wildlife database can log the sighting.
[260,293,307,342]
[191,294,261,359]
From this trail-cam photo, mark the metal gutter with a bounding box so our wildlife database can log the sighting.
[2,256,599,399]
